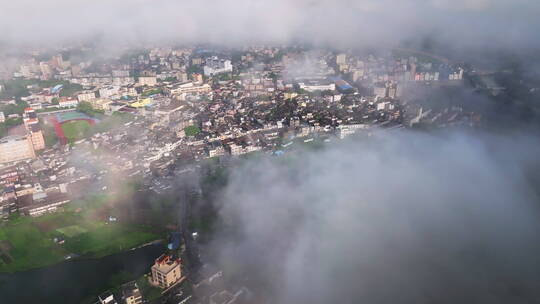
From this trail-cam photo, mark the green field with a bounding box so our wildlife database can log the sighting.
[63,223,159,258]
[0,215,70,272]
[0,200,163,273]
[61,120,92,141]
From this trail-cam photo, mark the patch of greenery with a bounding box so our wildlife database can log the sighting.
[161,76,177,82]
[5,117,23,126]
[56,225,88,238]
[187,65,203,75]
[1,101,29,116]
[0,79,33,99]
[184,125,201,137]
[0,214,70,273]
[217,73,232,81]
[77,101,104,117]
[137,275,162,301]
[141,88,162,96]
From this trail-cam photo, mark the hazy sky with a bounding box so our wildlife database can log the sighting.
[1,0,539,49]
[209,130,540,303]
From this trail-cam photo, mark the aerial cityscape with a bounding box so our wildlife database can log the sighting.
[1,1,540,304]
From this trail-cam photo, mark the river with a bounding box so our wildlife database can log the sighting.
[0,243,165,304]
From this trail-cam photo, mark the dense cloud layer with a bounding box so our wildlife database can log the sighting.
[210,130,540,303]
[1,0,540,49]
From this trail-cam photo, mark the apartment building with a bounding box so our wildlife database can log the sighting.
[151,254,182,289]
[121,281,143,304]
[0,135,36,164]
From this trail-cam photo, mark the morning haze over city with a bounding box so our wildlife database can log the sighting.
[0,1,540,304]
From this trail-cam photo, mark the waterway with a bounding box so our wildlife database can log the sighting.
[0,243,165,304]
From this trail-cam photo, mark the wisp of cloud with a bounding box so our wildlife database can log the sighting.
[1,0,540,50]
[209,130,540,303]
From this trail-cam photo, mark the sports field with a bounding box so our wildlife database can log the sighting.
[61,120,92,141]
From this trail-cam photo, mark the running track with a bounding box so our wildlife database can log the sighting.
[50,117,96,145]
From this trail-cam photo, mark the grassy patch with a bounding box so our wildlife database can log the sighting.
[142,88,162,96]
[56,225,88,238]
[137,275,162,301]
[184,125,201,137]
[33,213,80,233]
[63,223,160,258]
[0,218,68,272]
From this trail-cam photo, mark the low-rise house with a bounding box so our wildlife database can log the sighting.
[121,281,143,304]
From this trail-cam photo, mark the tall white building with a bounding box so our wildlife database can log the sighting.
[336,53,347,65]
[203,57,232,76]
[39,62,53,76]
[99,86,119,99]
